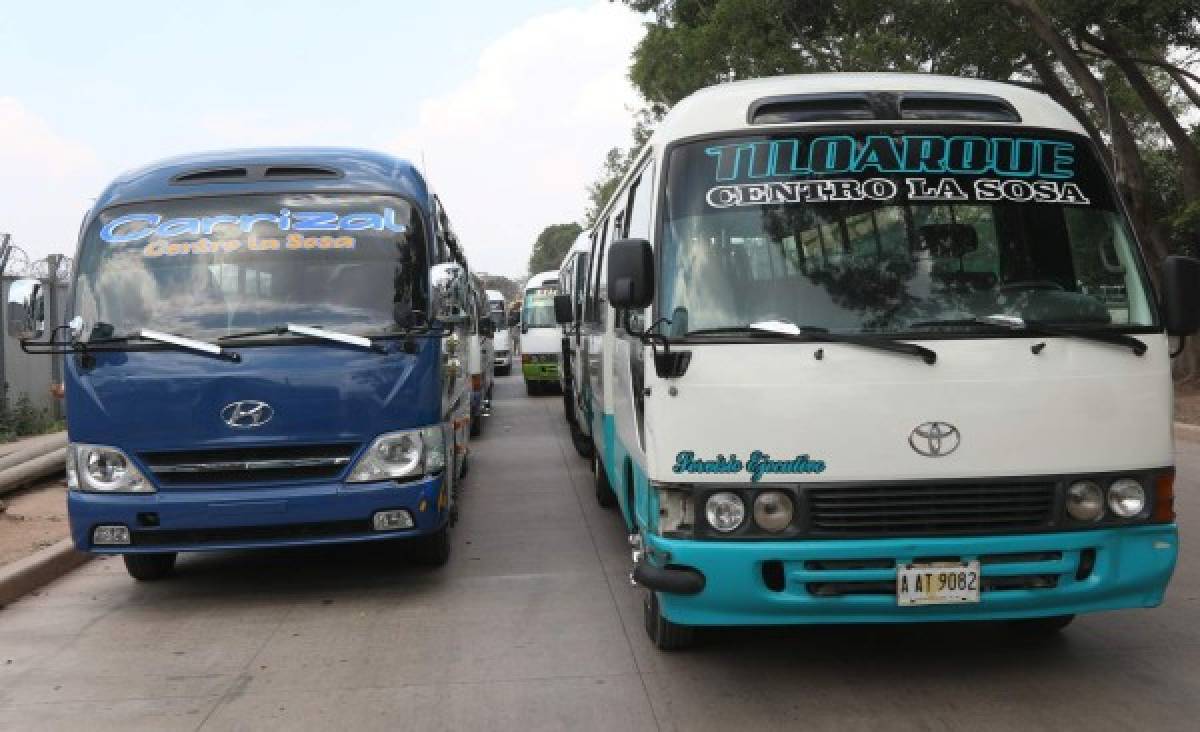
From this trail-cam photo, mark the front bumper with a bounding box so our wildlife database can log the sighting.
[68,474,449,553]
[645,525,1178,625]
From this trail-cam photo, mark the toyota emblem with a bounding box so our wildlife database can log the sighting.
[909,422,960,457]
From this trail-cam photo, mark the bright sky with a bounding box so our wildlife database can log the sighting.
[0,0,646,277]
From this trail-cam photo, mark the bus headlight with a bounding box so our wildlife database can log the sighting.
[1107,478,1146,518]
[348,426,445,483]
[753,491,794,532]
[1066,480,1104,522]
[705,492,745,533]
[68,444,151,493]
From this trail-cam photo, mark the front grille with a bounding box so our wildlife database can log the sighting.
[140,443,359,486]
[807,481,1055,536]
[131,519,371,546]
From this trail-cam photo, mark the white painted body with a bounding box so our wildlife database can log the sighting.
[583,72,1170,493]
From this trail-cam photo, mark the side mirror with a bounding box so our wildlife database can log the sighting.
[430,263,468,325]
[6,278,45,340]
[1163,255,1200,336]
[554,294,574,324]
[480,319,495,338]
[607,238,654,309]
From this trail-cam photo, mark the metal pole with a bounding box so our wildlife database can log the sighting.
[0,234,11,418]
[46,254,63,419]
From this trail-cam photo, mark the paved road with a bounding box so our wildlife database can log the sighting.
[2,374,1199,731]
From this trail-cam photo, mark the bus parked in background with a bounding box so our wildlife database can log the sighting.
[557,232,593,458]
[467,275,495,437]
[487,289,513,375]
[565,74,1200,649]
[8,148,477,579]
[519,270,561,395]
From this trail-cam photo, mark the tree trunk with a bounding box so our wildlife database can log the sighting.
[1003,0,1169,269]
[1026,54,1106,155]
[1087,30,1200,208]
[1166,66,1200,111]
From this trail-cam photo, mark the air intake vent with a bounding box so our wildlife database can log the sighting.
[263,165,341,179]
[171,167,249,184]
[899,93,1021,122]
[170,164,343,185]
[748,91,1022,125]
[748,93,876,124]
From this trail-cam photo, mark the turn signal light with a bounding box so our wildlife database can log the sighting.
[1152,473,1175,523]
[522,354,533,364]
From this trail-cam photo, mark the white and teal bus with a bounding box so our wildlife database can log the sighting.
[569,73,1200,649]
[558,232,593,457]
[519,270,561,395]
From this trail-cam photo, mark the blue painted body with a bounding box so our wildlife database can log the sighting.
[66,148,455,553]
[596,415,1178,625]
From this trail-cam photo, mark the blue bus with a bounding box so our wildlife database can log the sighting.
[7,148,475,580]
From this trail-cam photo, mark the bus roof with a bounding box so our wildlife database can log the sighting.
[89,147,432,215]
[650,73,1087,144]
[526,271,559,290]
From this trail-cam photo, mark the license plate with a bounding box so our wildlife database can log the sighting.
[896,561,981,606]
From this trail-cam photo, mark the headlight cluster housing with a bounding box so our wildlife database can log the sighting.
[347,426,446,483]
[1065,476,1153,524]
[67,444,152,493]
[656,485,798,538]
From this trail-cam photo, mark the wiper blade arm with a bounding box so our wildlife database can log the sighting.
[976,315,1147,356]
[284,323,383,352]
[84,329,239,361]
[685,322,937,365]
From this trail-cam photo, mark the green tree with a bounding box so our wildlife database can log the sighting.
[527,223,583,275]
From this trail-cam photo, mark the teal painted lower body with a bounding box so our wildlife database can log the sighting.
[645,525,1177,626]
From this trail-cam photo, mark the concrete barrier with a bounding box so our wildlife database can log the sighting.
[0,431,66,472]
[0,448,65,497]
[0,538,90,608]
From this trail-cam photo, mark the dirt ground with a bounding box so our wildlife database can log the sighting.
[0,478,69,568]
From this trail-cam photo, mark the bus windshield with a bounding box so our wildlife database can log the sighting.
[74,193,427,342]
[659,129,1156,337]
[522,292,557,328]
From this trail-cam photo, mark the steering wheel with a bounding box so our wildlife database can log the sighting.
[998,280,1065,293]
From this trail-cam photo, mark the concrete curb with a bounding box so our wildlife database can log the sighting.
[0,538,91,608]
[1174,422,1200,442]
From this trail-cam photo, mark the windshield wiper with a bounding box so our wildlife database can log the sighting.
[87,329,239,361]
[218,323,384,353]
[684,321,937,365]
[911,315,1147,356]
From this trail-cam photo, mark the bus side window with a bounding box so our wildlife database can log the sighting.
[589,218,610,324]
[626,161,653,240]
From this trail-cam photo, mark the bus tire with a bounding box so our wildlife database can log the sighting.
[643,589,695,651]
[410,524,451,567]
[123,552,177,581]
[1010,614,1074,634]
[594,453,617,508]
[470,414,482,437]
[570,423,594,459]
[525,381,538,396]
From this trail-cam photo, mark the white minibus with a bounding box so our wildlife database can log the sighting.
[520,270,561,395]
[568,73,1200,649]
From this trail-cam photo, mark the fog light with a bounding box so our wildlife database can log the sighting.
[93,525,131,545]
[752,491,794,532]
[372,510,414,531]
[705,492,745,533]
[1107,478,1146,518]
[1066,481,1104,522]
